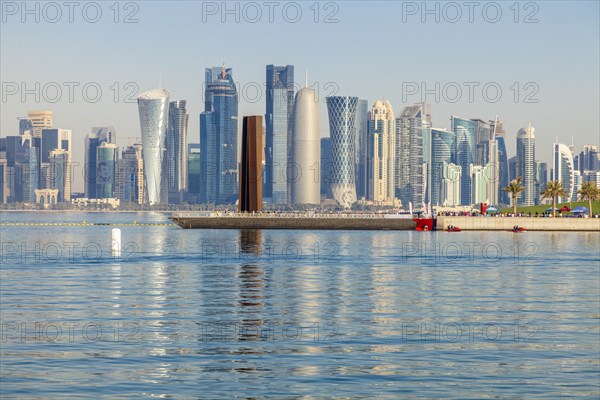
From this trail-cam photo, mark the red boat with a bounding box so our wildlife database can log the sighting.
[414,218,433,231]
[512,226,526,233]
[447,226,462,232]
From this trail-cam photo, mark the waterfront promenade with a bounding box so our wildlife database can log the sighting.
[438,216,600,231]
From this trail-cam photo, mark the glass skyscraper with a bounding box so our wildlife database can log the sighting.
[200,65,238,204]
[516,125,536,206]
[451,116,477,205]
[19,118,33,136]
[186,144,201,203]
[49,149,70,202]
[491,120,510,205]
[96,142,116,199]
[355,99,369,200]
[320,137,332,198]
[167,100,189,204]
[430,128,456,206]
[137,89,170,205]
[16,134,38,203]
[84,127,115,198]
[326,96,358,208]
[535,161,547,205]
[265,65,294,204]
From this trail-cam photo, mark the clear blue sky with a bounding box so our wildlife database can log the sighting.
[1,1,599,191]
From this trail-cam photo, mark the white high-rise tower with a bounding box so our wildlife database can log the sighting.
[138,89,170,205]
[291,85,320,205]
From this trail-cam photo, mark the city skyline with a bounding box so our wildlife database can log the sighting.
[2,2,598,194]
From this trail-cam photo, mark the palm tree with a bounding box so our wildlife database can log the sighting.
[577,181,599,218]
[503,177,525,215]
[541,180,568,217]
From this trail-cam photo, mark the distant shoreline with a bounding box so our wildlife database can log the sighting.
[0,210,173,213]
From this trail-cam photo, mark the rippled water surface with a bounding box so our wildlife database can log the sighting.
[1,211,599,398]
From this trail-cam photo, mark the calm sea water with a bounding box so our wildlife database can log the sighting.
[1,211,599,399]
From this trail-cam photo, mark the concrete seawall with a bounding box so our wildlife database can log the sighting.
[438,216,600,231]
[172,216,417,230]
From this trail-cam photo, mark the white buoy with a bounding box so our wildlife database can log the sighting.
[111,228,121,256]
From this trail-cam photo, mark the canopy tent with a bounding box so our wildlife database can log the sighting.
[559,205,571,212]
[486,206,499,213]
[545,207,558,212]
[572,206,589,214]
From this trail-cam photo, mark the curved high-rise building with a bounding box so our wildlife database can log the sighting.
[552,142,575,203]
[291,86,320,205]
[517,125,536,206]
[326,96,358,208]
[138,89,169,205]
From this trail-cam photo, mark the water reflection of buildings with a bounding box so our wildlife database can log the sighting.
[237,230,265,345]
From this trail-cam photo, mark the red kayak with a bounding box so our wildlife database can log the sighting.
[512,227,526,233]
[447,227,462,232]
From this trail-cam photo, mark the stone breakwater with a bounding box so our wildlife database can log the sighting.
[438,216,600,231]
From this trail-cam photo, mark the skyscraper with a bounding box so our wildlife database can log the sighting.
[441,162,461,206]
[96,142,116,199]
[430,128,456,206]
[491,119,509,205]
[396,104,429,207]
[0,157,8,203]
[367,100,395,204]
[535,161,547,205]
[355,99,369,200]
[470,163,494,205]
[290,85,320,205]
[200,65,238,204]
[517,124,536,206]
[239,116,263,212]
[265,65,294,204]
[575,144,599,173]
[552,142,575,203]
[16,134,38,203]
[320,137,332,198]
[167,100,189,204]
[138,89,170,205]
[49,149,70,202]
[85,127,116,198]
[115,144,144,204]
[27,111,53,138]
[326,96,358,208]
[451,116,476,205]
[186,144,201,204]
[473,119,492,166]
[508,156,517,182]
[41,129,71,163]
[18,118,33,136]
